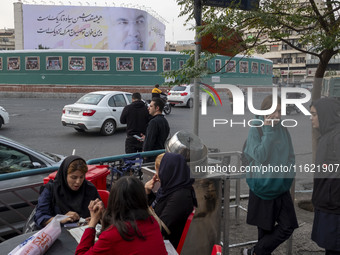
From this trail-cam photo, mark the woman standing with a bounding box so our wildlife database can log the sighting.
[34,155,100,227]
[311,98,340,255]
[242,95,298,255]
[76,176,167,255]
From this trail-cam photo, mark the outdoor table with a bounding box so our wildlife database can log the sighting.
[0,227,78,255]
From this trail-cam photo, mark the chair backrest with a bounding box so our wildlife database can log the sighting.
[211,244,222,255]
[97,189,110,208]
[176,208,196,254]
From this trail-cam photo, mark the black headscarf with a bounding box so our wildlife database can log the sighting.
[312,98,340,135]
[152,153,196,208]
[47,155,99,218]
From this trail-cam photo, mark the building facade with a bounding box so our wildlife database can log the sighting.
[0,29,15,51]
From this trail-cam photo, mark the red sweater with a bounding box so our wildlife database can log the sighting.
[75,216,168,255]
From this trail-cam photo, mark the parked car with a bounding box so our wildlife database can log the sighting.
[0,106,9,129]
[0,136,64,239]
[0,136,64,175]
[61,91,132,135]
[167,84,213,108]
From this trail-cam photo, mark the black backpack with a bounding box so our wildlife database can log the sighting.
[241,127,263,166]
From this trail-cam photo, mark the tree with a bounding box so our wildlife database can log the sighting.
[175,0,340,161]
[176,0,340,101]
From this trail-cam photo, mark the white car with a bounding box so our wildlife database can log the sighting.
[61,91,132,135]
[168,84,213,108]
[0,106,9,129]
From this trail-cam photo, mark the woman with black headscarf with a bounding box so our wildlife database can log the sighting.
[310,98,340,255]
[144,153,197,249]
[34,155,100,228]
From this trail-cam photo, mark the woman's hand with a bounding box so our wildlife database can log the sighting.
[264,114,278,126]
[145,174,159,194]
[60,211,80,224]
[88,199,105,228]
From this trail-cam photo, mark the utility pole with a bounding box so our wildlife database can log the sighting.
[193,0,202,136]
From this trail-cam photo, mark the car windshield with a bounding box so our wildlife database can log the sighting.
[76,94,105,105]
[171,85,187,91]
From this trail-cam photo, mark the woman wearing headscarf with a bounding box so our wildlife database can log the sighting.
[241,95,298,255]
[34,155,100,228]
[144,153,197,249]
[311,98,340,255]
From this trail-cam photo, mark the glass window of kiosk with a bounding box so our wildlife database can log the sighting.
[239,61,249,73]
[92,57,110,71]
[251,62,258,74]
[225,60,236,73]
[46,56,62,70]
[140,58,157,71]
[68,56,86,71]
[25,57,40,70]
[163,58,171,71]
[7,57,20,71]
[116,57,134,71]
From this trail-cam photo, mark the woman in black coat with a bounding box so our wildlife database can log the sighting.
[145,153,197,249]
[310,98,340,255]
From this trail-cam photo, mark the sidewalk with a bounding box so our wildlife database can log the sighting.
[228,191,324,255]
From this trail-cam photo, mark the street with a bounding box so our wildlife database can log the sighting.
[0,93,314,190]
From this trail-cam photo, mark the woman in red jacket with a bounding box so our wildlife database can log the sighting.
[75,176,167,255]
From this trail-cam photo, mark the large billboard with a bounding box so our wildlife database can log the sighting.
[22,5,165,51]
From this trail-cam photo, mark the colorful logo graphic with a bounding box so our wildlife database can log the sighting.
[199,82,223,106]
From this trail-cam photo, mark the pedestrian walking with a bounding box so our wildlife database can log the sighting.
[241,95,298,255]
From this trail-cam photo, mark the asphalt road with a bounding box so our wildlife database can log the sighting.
[0,94,313,186]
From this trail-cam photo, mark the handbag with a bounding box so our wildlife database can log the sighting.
[148,206,171,235]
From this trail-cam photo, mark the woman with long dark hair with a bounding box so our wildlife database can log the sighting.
[75,176,167,255]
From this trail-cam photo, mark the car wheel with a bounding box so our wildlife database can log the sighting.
[101,119,116,136]
[0,118,3,129]
[286,108,291,115]
[187,98,193,108]
[74,128,85,133]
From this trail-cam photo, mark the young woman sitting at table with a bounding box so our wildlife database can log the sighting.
[145,153,197,249]
[34,155,100,228]
[75,176,167,255]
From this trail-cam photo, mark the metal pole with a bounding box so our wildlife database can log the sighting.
[223,177,230,255]
[193,0,202,136]
[286,178,296,255]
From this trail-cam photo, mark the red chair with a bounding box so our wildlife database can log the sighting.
[97,189,110,208]
[176,208,196,254]
[211,244,222,255]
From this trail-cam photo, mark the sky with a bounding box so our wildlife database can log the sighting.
[0,0,195,43]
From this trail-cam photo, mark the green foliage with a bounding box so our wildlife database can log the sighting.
[173,0,340,99]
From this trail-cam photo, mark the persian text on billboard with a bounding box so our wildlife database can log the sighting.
[22,5,165,51]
